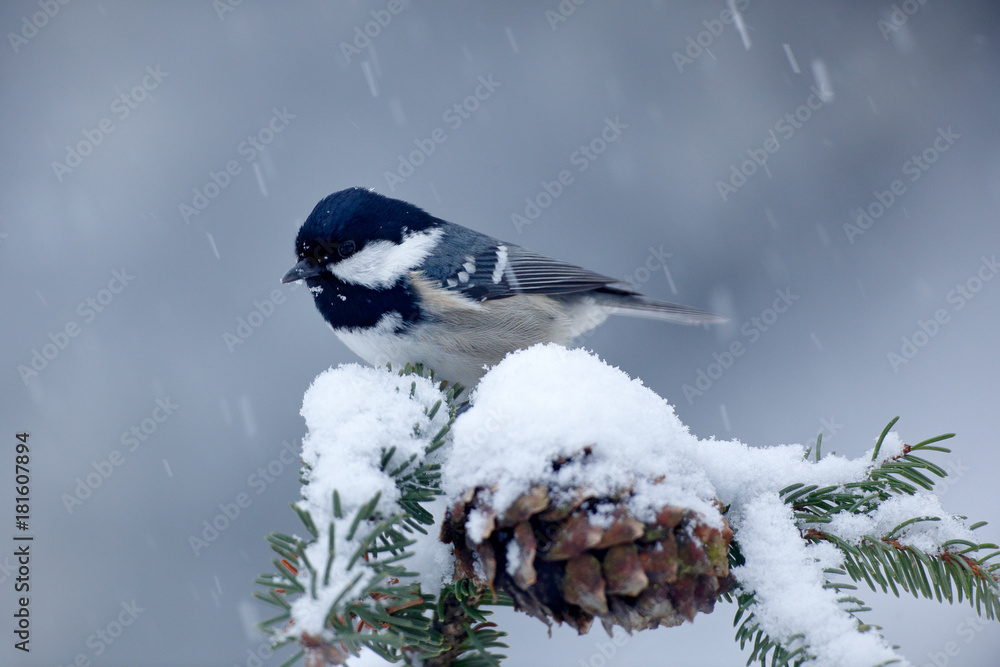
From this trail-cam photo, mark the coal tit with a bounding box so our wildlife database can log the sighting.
[282,188,722,387]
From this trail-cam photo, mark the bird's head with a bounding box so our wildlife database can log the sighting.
[282,187,442,289]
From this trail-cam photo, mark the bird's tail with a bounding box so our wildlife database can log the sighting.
[592,290,726,325]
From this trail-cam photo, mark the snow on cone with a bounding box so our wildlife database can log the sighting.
[442,449,734,635]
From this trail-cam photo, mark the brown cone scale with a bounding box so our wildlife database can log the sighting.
[442,462,735,635]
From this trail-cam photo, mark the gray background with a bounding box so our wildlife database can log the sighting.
[2,1,999,665]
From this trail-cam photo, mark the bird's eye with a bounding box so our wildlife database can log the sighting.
[339,240,356,257]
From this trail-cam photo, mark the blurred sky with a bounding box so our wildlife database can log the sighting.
[2,1,1000,665]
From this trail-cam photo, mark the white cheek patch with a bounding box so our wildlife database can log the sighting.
[329,228,443,288]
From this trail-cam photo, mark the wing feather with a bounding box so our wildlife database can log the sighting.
[417,223,723,324]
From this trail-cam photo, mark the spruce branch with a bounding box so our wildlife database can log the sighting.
[257,347,999,666]
[784,421,1000,619]
[725,419,1000,667]
[255,364,509,666]
[424,580,512,667]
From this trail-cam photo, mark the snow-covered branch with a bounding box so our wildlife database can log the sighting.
[256,345,1000,667]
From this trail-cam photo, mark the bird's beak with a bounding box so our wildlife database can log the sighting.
[281,258,325,284]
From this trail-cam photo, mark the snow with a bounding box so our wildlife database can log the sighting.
[347,648,393,666]
[506,540,522,578]
[826,491,974,553]
[290,344,979,665]
[729,0,751,51]
[441,345,970,664]
[783,43,801,74]
[407,498,455,594]
[287,363,451,636]
[812,59,835,102]
[691,432,906,524]
[734,494,905,667]
[466,507,495,544]
[444,344,722,528]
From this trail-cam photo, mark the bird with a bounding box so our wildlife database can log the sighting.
[282,187,723,388]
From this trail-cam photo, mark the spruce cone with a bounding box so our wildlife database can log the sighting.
[442,463,734,635]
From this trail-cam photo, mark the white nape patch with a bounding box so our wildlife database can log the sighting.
[492,245,508,284]
[329,228,442,288]
[457,271,470,284]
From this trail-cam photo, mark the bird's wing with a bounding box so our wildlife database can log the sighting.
[420,224,623,301]
[418,223,725,325]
